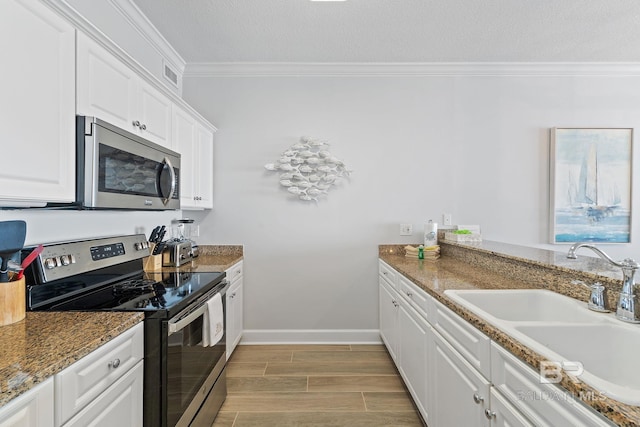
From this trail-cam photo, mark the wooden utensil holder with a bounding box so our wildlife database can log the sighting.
[0,276,25,326]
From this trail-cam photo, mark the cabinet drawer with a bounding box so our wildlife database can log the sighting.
[431,299,491,379]
[491,343,614,427]
[226,261,243,283]
[62,361,143,427]
[397,274,431,319]
[379,260,397,288]
[55,323,144,426]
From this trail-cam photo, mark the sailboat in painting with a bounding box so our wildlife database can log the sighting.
[569,143,621,223]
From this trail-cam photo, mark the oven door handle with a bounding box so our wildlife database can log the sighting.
[167,299,208,336]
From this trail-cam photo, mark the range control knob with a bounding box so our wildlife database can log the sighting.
[60,255,71,266]
[44,257,57,269]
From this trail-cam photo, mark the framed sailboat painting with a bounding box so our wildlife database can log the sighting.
[550,128,633,244]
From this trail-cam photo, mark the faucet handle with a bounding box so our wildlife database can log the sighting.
[588,282,610,313]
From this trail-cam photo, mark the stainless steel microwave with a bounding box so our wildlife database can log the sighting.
[76,116,180,210]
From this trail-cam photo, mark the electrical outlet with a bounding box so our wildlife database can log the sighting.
[400,223,413,236]
[443,214,452,226]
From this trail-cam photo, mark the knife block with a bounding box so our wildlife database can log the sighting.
[0,276,25,326]
[144,244,163,272]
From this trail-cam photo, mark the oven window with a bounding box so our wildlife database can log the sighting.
[166,312,225,426]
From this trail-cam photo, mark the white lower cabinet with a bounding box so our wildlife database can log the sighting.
[0,378,54,427]
[430,328,491,427]
[378,260,615,427]
[62,361,143,427]
[398,302,430,422]
[226,261,244,358]
[55,323,144,427]
[491,343,615,427]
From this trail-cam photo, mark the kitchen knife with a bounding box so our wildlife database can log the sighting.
[149,226,160,243]
[157,226,166,243]
[152,242,165,255]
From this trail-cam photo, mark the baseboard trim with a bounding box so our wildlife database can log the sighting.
[240,329,382,345]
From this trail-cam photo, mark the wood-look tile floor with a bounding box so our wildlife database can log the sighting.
[211,344,425,427]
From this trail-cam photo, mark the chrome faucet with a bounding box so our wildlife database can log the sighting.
[567,243,640,323]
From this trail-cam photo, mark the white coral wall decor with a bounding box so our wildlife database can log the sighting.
[264,136,352,202]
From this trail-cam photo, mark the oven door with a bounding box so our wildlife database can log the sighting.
[165,289,227,427]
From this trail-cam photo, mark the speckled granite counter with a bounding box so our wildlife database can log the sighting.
[380,241,639,427]
[0,312,143,407]
[175,245,243,273]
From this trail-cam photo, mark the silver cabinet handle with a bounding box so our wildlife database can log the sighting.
[406,292,413,297]
[108,358,121,369]
[473,393,484,404]
[392,300,398,307]
[484,409,496,419]
[141,123,147,130]
[132,120,140,127]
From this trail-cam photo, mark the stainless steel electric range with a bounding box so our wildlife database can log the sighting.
[24,234,228,427]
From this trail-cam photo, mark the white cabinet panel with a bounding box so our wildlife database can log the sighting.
[55,323,144,426]
[76,33,135,130]
[62,361,143,427]
[431,328,491,427]
[77,33,172,148]
[0,378,54,427]
[226,261,244,358]
[172,105,215,209]
[398,302,430,423]
[491,343,615,427]
[379,279,399,362]
[0,0,75,206]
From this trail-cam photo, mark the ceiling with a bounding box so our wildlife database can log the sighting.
[130,0,640,63]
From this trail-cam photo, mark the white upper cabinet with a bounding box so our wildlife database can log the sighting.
[172,105,215,210]
[77,33,172,148]
[0,0,75,206]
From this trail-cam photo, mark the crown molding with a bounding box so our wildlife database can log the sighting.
[185,62,640,77]
[108,0,186,76]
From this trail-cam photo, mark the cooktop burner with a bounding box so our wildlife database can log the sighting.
[28,268,225,314]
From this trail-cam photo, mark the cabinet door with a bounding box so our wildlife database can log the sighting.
[489,388,534,427]
[55,323,144,426]
[226,261,244,358]
[195,124,214,209]
[398,301,430,424]
[0,0,75,205]
[379,281,399,361]
[62,361,143,427]
[431,329,491,427]
[76,33,136,133]
[172,106,197,208]
[0,378,54,427]
[138,80,172,147]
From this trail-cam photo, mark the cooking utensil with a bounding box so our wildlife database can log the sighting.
[15,244,44,281]
[0,220,27,282]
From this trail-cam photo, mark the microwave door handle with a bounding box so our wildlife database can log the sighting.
[159,157,176,206]
[168,300,208,336]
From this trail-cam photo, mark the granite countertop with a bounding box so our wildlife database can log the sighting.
[175,245,243,273]
[0,312,143,407]
[0,244,243,410]
[380,241,640,427]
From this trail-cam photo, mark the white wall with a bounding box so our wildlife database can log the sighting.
[182,71,640,341]
[0,209,178,246]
